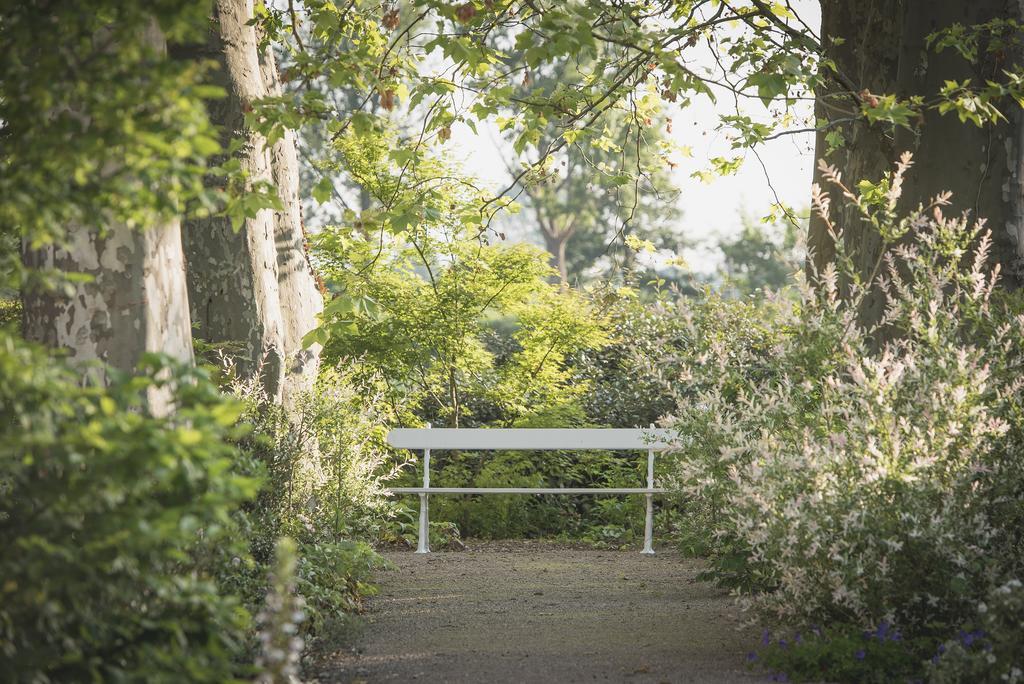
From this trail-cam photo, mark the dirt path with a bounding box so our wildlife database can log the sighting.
[313,541,764,683]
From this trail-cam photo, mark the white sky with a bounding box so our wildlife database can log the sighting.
[445,1,822,275]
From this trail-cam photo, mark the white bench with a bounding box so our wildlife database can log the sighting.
[385,427,672,554]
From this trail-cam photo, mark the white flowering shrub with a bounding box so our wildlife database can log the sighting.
[232,363,406,557]
[225,364,397,649]
[256,538,306,684]
[665,153,1024,639]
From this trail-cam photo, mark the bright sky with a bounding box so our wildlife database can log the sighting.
[446,1,822,275]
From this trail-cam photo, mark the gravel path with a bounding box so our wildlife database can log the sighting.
[312,540,764,683]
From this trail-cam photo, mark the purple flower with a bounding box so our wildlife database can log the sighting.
[854,649,866,661]
[937,644,946,655]
[746,652,758,662]
[762,629,771,646]
[779,639,788,650]
[875,621,890,641]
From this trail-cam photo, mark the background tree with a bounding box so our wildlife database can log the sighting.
[717,213,804,296]
[250,1,824,293]
[501,56,683,286]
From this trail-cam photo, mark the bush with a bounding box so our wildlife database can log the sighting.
[753,623,934,683]
[421,446,651,541]
[232,365,400,549]
[665,154,1024,678]
[294,540,383,643]
[569,287,690,429]
[227,363,395,645]
[929,579,1024,683]
[0,335,258,682]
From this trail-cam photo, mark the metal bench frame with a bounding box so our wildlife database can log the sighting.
[385,426,671,554]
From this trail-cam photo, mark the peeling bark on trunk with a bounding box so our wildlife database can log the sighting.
[181,0,288,401]
[260,45,324,407]
[22,222,194,413]
[810,0,1024,315]
[20,23,193,416]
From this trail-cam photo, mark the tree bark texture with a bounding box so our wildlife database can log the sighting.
[810,0,1024,308]
[808,0,903,285]
[181,0,322,404]
[21,22,194,416]
[260,44,325,407]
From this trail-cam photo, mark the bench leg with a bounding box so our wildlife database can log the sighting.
[416,493,430,553]
[641,493,654,555]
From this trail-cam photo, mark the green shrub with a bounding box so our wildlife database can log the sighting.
[0,335,258,682]
[569,287,691,429]
[227,364,395,645]
[753,623,934,683]
[401,443,662,543]
[929,579,1024,684]
[295,540,384,643]
[0,296,20,328]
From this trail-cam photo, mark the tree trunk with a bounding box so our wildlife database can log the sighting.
[893,0,1024,288]
[260,44,324,407]
[181,0,289,401]
[541,226,571,287]
[808,0,902,287]
[21,23,193,416]
[23,223,194,414]
[810,0,1024,310]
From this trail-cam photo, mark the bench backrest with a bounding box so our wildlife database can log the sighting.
[386,427,673,451]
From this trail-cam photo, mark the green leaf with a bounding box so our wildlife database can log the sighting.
[313,177,334,205]
[746,72,788,106]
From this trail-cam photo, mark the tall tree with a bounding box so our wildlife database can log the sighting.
[261,45,326,405]
[180,0,323,405]
[808,0,1024,313]
[511,106,682,287]
[4,4,218,413]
